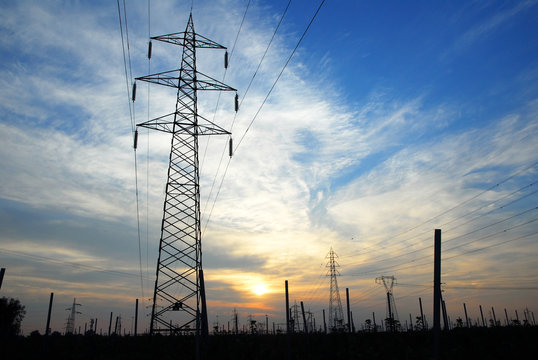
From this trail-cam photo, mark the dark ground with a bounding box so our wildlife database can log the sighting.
[1,326,536,359]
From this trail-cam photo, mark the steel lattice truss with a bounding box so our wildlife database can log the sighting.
[136,13,235,335]
[326,248,345,332]
[375,275,399,331]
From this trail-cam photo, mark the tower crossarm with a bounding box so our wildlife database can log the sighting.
[136,69,236,92]
[152,32,227,49]
[137,111,231,135]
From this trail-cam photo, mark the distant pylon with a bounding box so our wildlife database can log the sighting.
[135,13,236,335]
[375,275,399,331]
[65,298,82,335]
[291,300,301,332]
[326,247,344,332]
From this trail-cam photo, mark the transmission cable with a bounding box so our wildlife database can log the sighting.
[117,0,135,133]
[0,248,151,281]
[342,200,537,270]
[118,0,145,299]
[234,0,326,152]
[384,161,538,240]
[345,222,538,277]
[200,0,251,173]
[145,0,151,292]
[202,0,291,225]
[444,285,538,291]
[342,178,537,263]
[345,161,538,261]
[203,0,325,234]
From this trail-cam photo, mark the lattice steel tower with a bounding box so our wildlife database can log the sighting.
[326,247,344,332]
[65,298,81,335]
[135,13,236,335]
[375,275,399,332]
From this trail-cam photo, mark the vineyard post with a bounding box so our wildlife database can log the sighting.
[463,303,464,327]
[433,229,441,360]
[45,292,54,335]
[346,288,351,333]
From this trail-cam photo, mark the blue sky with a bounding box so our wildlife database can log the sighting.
[0,0,537,334]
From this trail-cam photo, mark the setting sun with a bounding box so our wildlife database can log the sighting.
[252,283,268,296]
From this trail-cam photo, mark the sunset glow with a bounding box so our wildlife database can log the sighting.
[252,283,269,296]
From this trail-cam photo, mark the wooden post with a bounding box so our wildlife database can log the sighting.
[433,229,441,360]
[479,305,486,327]
[504,308,509,326]
[200,269,209,339]
[323,309,327,334]
[134,298,139,336]
[0,268,5,291]
[45,292,54,335]
[346,288,351,333]
[114,316,119,335]
[285,280,291,360]
[491,307,497,327]
[372,312,377,332]
[108,312,113,336]
[463,303,464,327]
[300,301,308,334]
[419,297,425,330]
[441,299,448,330]
[285,280,290,333]
[387,292,393,332]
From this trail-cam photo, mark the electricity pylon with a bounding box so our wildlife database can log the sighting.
[375,275,399,332]
[65,298,82,335]
[326,247,345,332]
[135,12,236,335]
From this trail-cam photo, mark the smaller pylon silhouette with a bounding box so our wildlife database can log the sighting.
[326,247,344,332]
[376,275,399,332]
[65,298,82,334]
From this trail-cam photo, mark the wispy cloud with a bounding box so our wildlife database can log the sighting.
[443,0,538,58]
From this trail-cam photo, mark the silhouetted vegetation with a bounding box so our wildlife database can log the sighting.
[0,297,26,336]
[0,326,536,359]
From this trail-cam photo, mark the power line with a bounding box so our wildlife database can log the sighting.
[345,162,537,263]
[444,207,537,244]
[342,205,537,271]
[117,0,135,133]
[145,0,151,292]
[345,225,538,277]
[200,0,251,173]
[122,0,134,94]
[0,248,150,281]
[438,181,538,229]
[201,0,252,217]
[444,227,538,259]
[386,161,538,239]
[118,0,144,299]
[203,0,325,233]
[342,176,538,271]
[234,0,326,153]
[341,179,537,261]
[444,285,538,291]
[202,0,292,231]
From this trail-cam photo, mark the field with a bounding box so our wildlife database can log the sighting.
[1,326,536,359]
